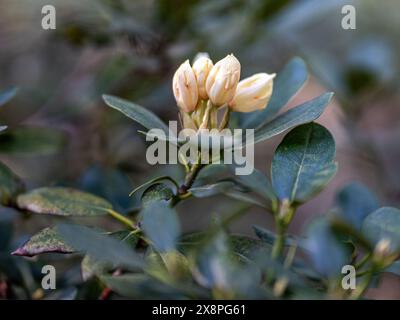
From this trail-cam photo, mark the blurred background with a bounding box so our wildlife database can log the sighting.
[0,0,399,298]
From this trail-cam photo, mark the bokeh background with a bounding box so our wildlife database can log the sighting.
[0,0,399,299]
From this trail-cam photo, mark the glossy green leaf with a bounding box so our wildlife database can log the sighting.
[335,182,379,230]
[141,183,174,206]
[0,162,24,205]
[12,227,74,257]
[239,57,308,129]
[0,87,18,106]
[189,181,235,198]
[16,187,112,216]
[362,207,400,250]
[271,123,337,203]
[103,95,170,134]
[141,201,180,252]
[0,127,66,154]
[56,223,144,270]
[252,92,333,145]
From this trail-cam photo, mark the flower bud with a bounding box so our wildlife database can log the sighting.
[229,73,275,113]
[172,60,198,113]
[205,54,241,106]
[192,56,214,100]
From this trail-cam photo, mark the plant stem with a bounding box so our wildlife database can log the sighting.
[355,253,371,270]
[272,222,286,259]
[350,269,373,299]
[271,200,295,259]
[107,209,137,230]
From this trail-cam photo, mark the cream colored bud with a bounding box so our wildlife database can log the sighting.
[172,60,198,113]
[229,73,275,113]
[192,56,213,100]
[205,54,241,106]
[374,238,392,257]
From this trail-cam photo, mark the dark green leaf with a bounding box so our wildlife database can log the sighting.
[17,187,112,216]
[233,168,276,202]
[57,224,144,270]
[189,181,235,198]
[0,162,24,205]
[271,123,337,203]
[252,93,333,145]
[80,165,138,212]
[0,127,66,154]
[12,227,74,257]
[239,57,308,129]
[335,182,379,230]
[303,218,350,277]
[253,225,298,247]
[0,87,18,106]
[101,274,184,299]
[362,207,400,250]
[141,201,180,252]
[141,183,174,206]
[0,209,15,251]
[103,95,170,134]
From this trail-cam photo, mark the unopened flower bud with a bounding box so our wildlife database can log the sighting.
[374,238,392,258]
[172,60,198,113]
[192,56,214,100]
[206,54,241,106]
[229,73,275,113]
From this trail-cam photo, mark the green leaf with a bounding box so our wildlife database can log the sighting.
[252,92,333,145]
[335,182,379,230]
[239,57,308,129]
[233,168,276,202]
[253,225,298,247]
[141,183,174,206]
[0,87,18,106]
[141,201,180,252]
[0,210,15,251]
[16,187,113,216]
[81,229,140,279]
[12,227,74,257]
[229,235,271,259]
[103,95,170,134]
[0,162,24,205]
[271,123,337,204]
[56,223,144,270]
[129,175,178,197]
[362,207,400,250]
[222,190,267,208]
[192,232,263,297]
[101,274,184,299]
[0,127,66,155]
[303,218,350,277]
[189,181,235,198]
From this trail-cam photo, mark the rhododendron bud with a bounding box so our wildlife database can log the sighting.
[192,56,213,100]
[172,60,198,113]
[229,73,275,113]
[205,54,241,106]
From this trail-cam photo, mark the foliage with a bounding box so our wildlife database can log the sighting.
[1,55,399,300]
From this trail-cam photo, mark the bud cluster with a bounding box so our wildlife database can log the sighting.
[172,53,275,130]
